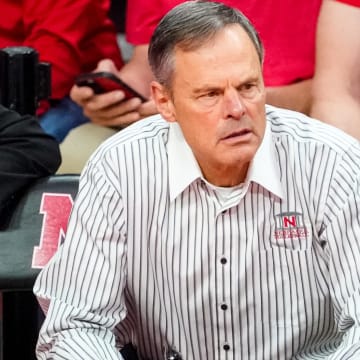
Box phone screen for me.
[75,72,147,102]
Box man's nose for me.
[223,87,245,120]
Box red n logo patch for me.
[282,216,297,228]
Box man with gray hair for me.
[34,2,360,359]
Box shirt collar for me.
[168,122,203,201]
[167,120,284,201]
[246,122,284,199]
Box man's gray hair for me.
[148,1,264,88]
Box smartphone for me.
[75,71,147,102]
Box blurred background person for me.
[311,0,360,140]
[72,0,323,127]
[65,0,322,173]
[0,0,123,142]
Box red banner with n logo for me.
[32,193,73,268]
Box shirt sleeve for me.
[322,143,360,359]
[22,0,123,99]
[33,159,128,360]
[0,105,61,214]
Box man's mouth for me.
[222,129,252,140]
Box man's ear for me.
[151,81,176,122]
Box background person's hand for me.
[70,51,157,128]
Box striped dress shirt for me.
[34,105,360,360]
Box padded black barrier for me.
[0,174,140,360]
[0,174,79,360]
[0,174,79,291]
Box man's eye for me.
[239,83,261,99]
[202,91,218,98]
[242,83,255,91]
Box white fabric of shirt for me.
[34,105,360,360]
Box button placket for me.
[220,302,228,311]
[223,342,231,351]
[214,204,234,358]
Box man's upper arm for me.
[323,144,360,358]
[34,160,127,359]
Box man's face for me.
[152,25,266,186]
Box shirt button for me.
[220,303,228,311]
[223,343,230,351]
[220,257,227,264]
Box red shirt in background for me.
[126,0,322,87]
[335,0,360,6]
[0,0,123,100]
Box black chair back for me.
[0,174,79,291]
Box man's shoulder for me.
[266,105,360,156]
[96,114,169,154]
